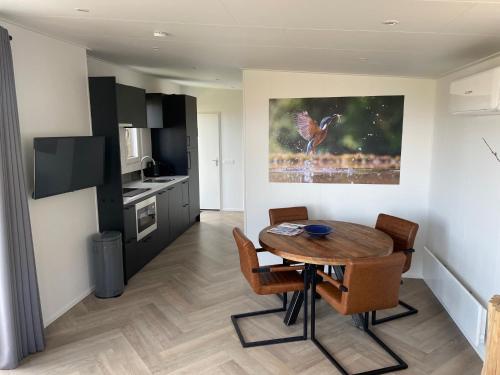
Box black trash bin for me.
[92,231,124,298]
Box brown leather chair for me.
[311,253,408,375]
[268,206,309,304]
[269,206,308,225]
[372,213,419,325]
[231,227,308,347]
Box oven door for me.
[135,196,157,241]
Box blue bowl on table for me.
[304,224,333,238]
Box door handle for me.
[187,151,191,170]
[212,159,219,166]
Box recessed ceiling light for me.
[152,47,160,51]
[382,19,399,26]
[153,31,170,38]
[359,57,368,61]
[75,8,90,12]
[215,78,221,81]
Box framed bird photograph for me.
[269,95,405,184]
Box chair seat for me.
[255,271,304,295]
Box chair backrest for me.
[375,213,419,273]
[232,227,260,291]
[269,206,308,225]
[341,252,406,315]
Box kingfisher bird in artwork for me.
[294,112,342,155]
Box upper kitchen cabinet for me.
[169,95,198,149]
[146,94,198,145]
[145,93,165,129]
[116,83,147,128]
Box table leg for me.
[284,265,320,326]
[284,291,304,326]
[332,265,364,329]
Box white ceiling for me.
[2,0,500,88]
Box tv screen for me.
[33,136,105,199]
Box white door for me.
[198,113,221,210]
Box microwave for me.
[135,196,157,241]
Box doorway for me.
[198,113,221,210]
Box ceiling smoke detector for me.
[382,19,399,26]
[153,31,170,38]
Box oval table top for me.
[258,220,393,265]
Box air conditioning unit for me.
[449,67,500,115]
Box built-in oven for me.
[135,196,157,241]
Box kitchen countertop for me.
[123,175,189,206]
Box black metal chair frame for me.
[231,264,309,348]
[371,249,418,326]
[310,269,408,375]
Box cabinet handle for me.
[182,181,187,184]
[158,190,167,195]
[187,135,190,146]
[187,151,191,170]
[167,187,174,191]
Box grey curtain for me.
[0,26,45,369]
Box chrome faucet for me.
[140,155,156,182]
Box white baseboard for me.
[43,285,95,327]
[422,246,486,360]
[402,271,421,279]
[221,208,244,212]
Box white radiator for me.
[422,246,487,359]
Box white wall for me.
[87,57,181,174]
[182,86,244,211]
[243,70,436,276]
[1,22,99,326]
[428,58,500,307]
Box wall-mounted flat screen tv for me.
[33,136,105,199]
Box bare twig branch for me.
[482,138,500,163]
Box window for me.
[124,128,139,161]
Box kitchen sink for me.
[143,178,174,183]
[123,187,150,198]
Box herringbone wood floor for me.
[11,211,482,374]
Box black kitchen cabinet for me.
[89,77,197,284]
[145,93,165,129]
[123,204,139,280]
[167,183,189,239]
[123,204,136,241]
[184,96,198,149]
[181,180,189,205]
[116,83,147,128]
[187,149,200,224]
[181,180,191,230]
[150,94,200,223]
[156,188,171,249]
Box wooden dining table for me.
[259,219,394,327]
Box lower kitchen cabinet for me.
[122,178,193,281]
[156,188,171,249]
[168,183,183,239]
